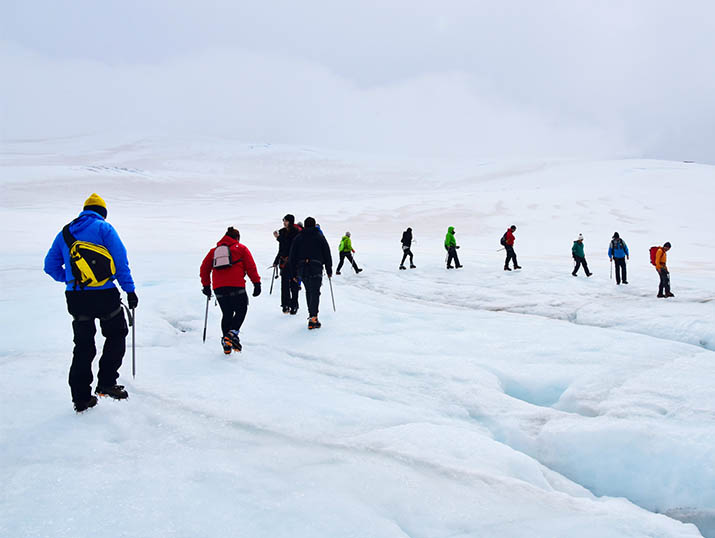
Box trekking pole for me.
[610,259,613,280]
[270,265,277,295]
[328,275,336,312]
[202,295,210,343]
[496,247,505,252]
[131,308,136,378]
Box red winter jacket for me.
[200,235,261,289]
[505,229,515,246]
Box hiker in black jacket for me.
[399,227,416,270]
[288,217,333,329]
[273,214,302,314]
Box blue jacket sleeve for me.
[624,242,629,256]
[608,245,613,258]
[44,232,68,283]
[102,222,135,292]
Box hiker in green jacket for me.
[336,231,362,275]
[445,226,462,269]
[571,234,592,277]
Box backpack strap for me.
[62,220,78,248]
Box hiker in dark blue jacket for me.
[608,232,630,285]
[44,194,138,412]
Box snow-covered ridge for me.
[1,137,713,537]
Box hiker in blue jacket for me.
[608,232,630,285]
[44,194,138,412]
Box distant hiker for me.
[608,232,629,285]
[200,227,261,354]
[653,242,674,298]
[288,217,333,329]
[571,234,592,277]
[273,214,302,314]
[399,227,416,270]
[336,231,362,275]
[445,226,462,269]
[502,225,521,271]
[43,193,137,413]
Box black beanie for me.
[613,232,620,239]
[226,227,240,240]
[304,217,316,228]
[284,214,295,225]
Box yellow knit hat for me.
[83,193,107,210]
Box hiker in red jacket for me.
[503,225,521,271]
[200,227,261,354]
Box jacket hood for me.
[217,235,240,247]
[71,210,105,233]
[448,226,455,233]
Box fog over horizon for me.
[2,1,715,162]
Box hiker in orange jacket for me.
[655,242,673,298]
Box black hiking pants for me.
[65,288,128,404]
[614,257,627,284]
[280,266,300,310]
[572,256,591,276]
[505,245,518,269]
[446,246,460,268]
[215,287,249,336]
[337,251,359,273]
[303,275,323,317]
[400,247,414,267]
[658,269,671,295]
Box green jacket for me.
[339,236,353,252]
[572,240,585,258]
[445,227,457,248]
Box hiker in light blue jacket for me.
[608,232,629,285]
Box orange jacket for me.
[655,247,667,270]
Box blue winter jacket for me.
[44,210,135,292]
[608,238,629,259]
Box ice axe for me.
[270,264,278,295]
[121,302,136,378]
[328,274,336,312]
[202,294,210,343]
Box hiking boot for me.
[308,316,321,330]
[410,264,416,269]
[504,267,512,271]
[221,336,233,355]
[355,268,363,273]
[290,306,299,315]
[586,273,593,277]
[665,292,675,298]
[446,265,454,269]
[514,265,522,269]
[657,293,665,298]
[622,281,628,285]
[74,395,98,413]
[572,272,577,276]
[228,330,242,352]
[335,271,341,275]
[399,265,407,270]
[95,385,128,400]
[282,306,290,314]
[455,264,463,269]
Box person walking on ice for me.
[653,242,674,298]
[399,227,416,270]
[200,227,261,354]
[43,193,138,413]
[502,225,521,271]
[572,234,592,277]
[608,232,629,284]
[445,226,462,269]
[289,217,333,329]
[273,214,302,314]
[336,231,362,275]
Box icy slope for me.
[1,137,713,537]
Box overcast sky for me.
[2,1,715,161]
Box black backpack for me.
[500,232,507,246]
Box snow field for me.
[1,137,713,537]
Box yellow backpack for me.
[62,221,116,289]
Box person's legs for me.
[400,249,409,267]
[505,246,515,268]
[572,257,582,275]
[289,278,300,310]
[583,258,591,276]
[97,308,128,388]
[336,252,347,273]
[69,319,97,403]
[217,295,234,335]
[304,275,322,317]
[230,293,249,331]
[280,267,291,309]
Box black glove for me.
[455,245,460,249]
[127,291,139,309]
[252,282,262,297]
[202,285,212,298]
